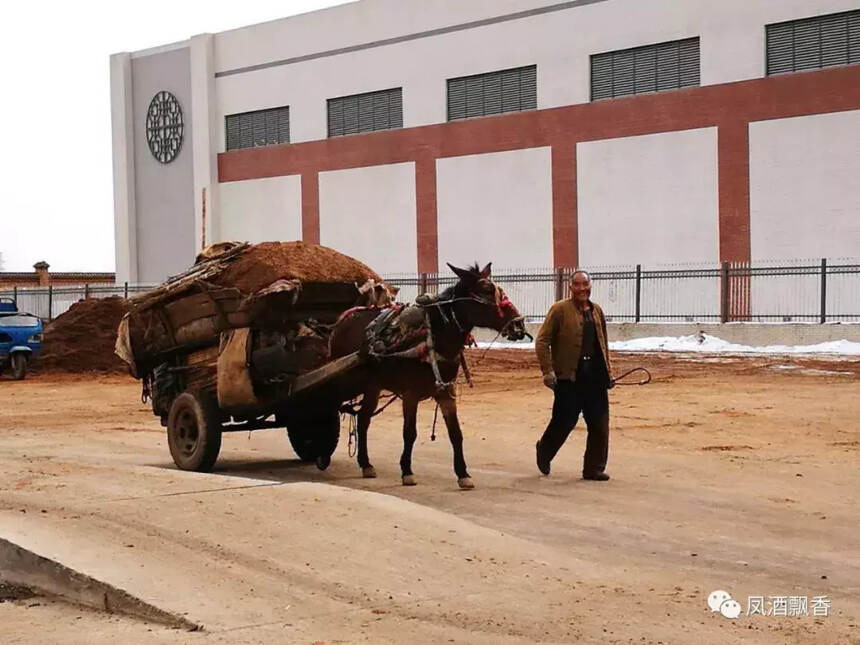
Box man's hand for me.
[543,371,557,389]
[607,377,616,390]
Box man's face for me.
[570,272,591,304]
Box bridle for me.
[416,282,520,337]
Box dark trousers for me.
[538,376,610,475]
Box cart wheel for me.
[167,392,222,472]
[286,408,340,468]
[286,425,317,463]
[10,353,27,380]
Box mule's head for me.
[447,262,527,341]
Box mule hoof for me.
[362,466,377,479]
[316,454,331,471]
[402,474,417,486]
[458,477,475,490]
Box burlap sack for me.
[217,328,258,409]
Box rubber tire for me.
[286,424,317,463]
[10,353,27,381]
[167,392,223,472]
[286,408,340,466]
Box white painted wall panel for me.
[212,0,860,145]
[577,128,720,267]
[218,175,302,243]
[750,110,860,261]
[436,147,553,271]
[319,162,417,274]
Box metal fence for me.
[384,259,860,323]
[2,259,859,324]
[0,283,155,322]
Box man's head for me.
[570,270,592,306]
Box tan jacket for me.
[535,299,612,381]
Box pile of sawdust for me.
[215,241,381,293]
[39,297,131,373]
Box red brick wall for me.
[219,66,860,271]
[0,275,114,289]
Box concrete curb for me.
[0,537,200,631]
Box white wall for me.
[212,0,859,146]
[577,127,720,267]
[110,53,137,285]
[131,48,196,284]
[436,147,553,271]
[218,175,302,243]
[318,162,417,274]
[749,110,860,261]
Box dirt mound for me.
[39,297,131,373]
[214,241,381,293]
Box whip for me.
[612,367,652,386]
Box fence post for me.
[419,273,427,295]
[13,286,17,308]
[554,267,565,302]
[124,281,129,299]
[48,284,53,322]
[720,261,729,324]
[84,283,89,300]
[634,264,642,323]
[820,258,827,324]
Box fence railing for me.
[383,259,860,323]
[2,259,859,324]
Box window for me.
[766,10,860,75]
[591,38,700,101]
[447,65,537,121]
[225,106,290,151]
[327,88,403,137]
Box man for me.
[535,270,614,480]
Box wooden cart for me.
[116,244,374,472]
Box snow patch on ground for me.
[476,333,860,356]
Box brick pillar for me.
[717,121,751,320]
[551,143,577,269]
[415,155,438,274]
[717,120,751,263]
[33,261,50,286]
[301,172,320,244]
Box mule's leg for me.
[400,395,419,486]
[357,389,380,478]
[436,393,474,489]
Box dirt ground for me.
[1,350,858,644]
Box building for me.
[111,0,860,285]
[0,262,114,290]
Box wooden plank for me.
[293,282,359,306]
[187,345,219,367]
[163,292,242,330]
[290,352,362,395]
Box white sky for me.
[0,0,351,273]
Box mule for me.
[326,262,527,489]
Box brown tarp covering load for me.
[119,241,381,377]
[40,297,131,373]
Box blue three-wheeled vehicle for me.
[0,298,42,380]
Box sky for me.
[0,0,351,273]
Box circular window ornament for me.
[145,90,184,164]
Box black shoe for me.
[536,441,550,475]
[582,472,610,481]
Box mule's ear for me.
[479,262,492,278]
[447,262,474,282]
